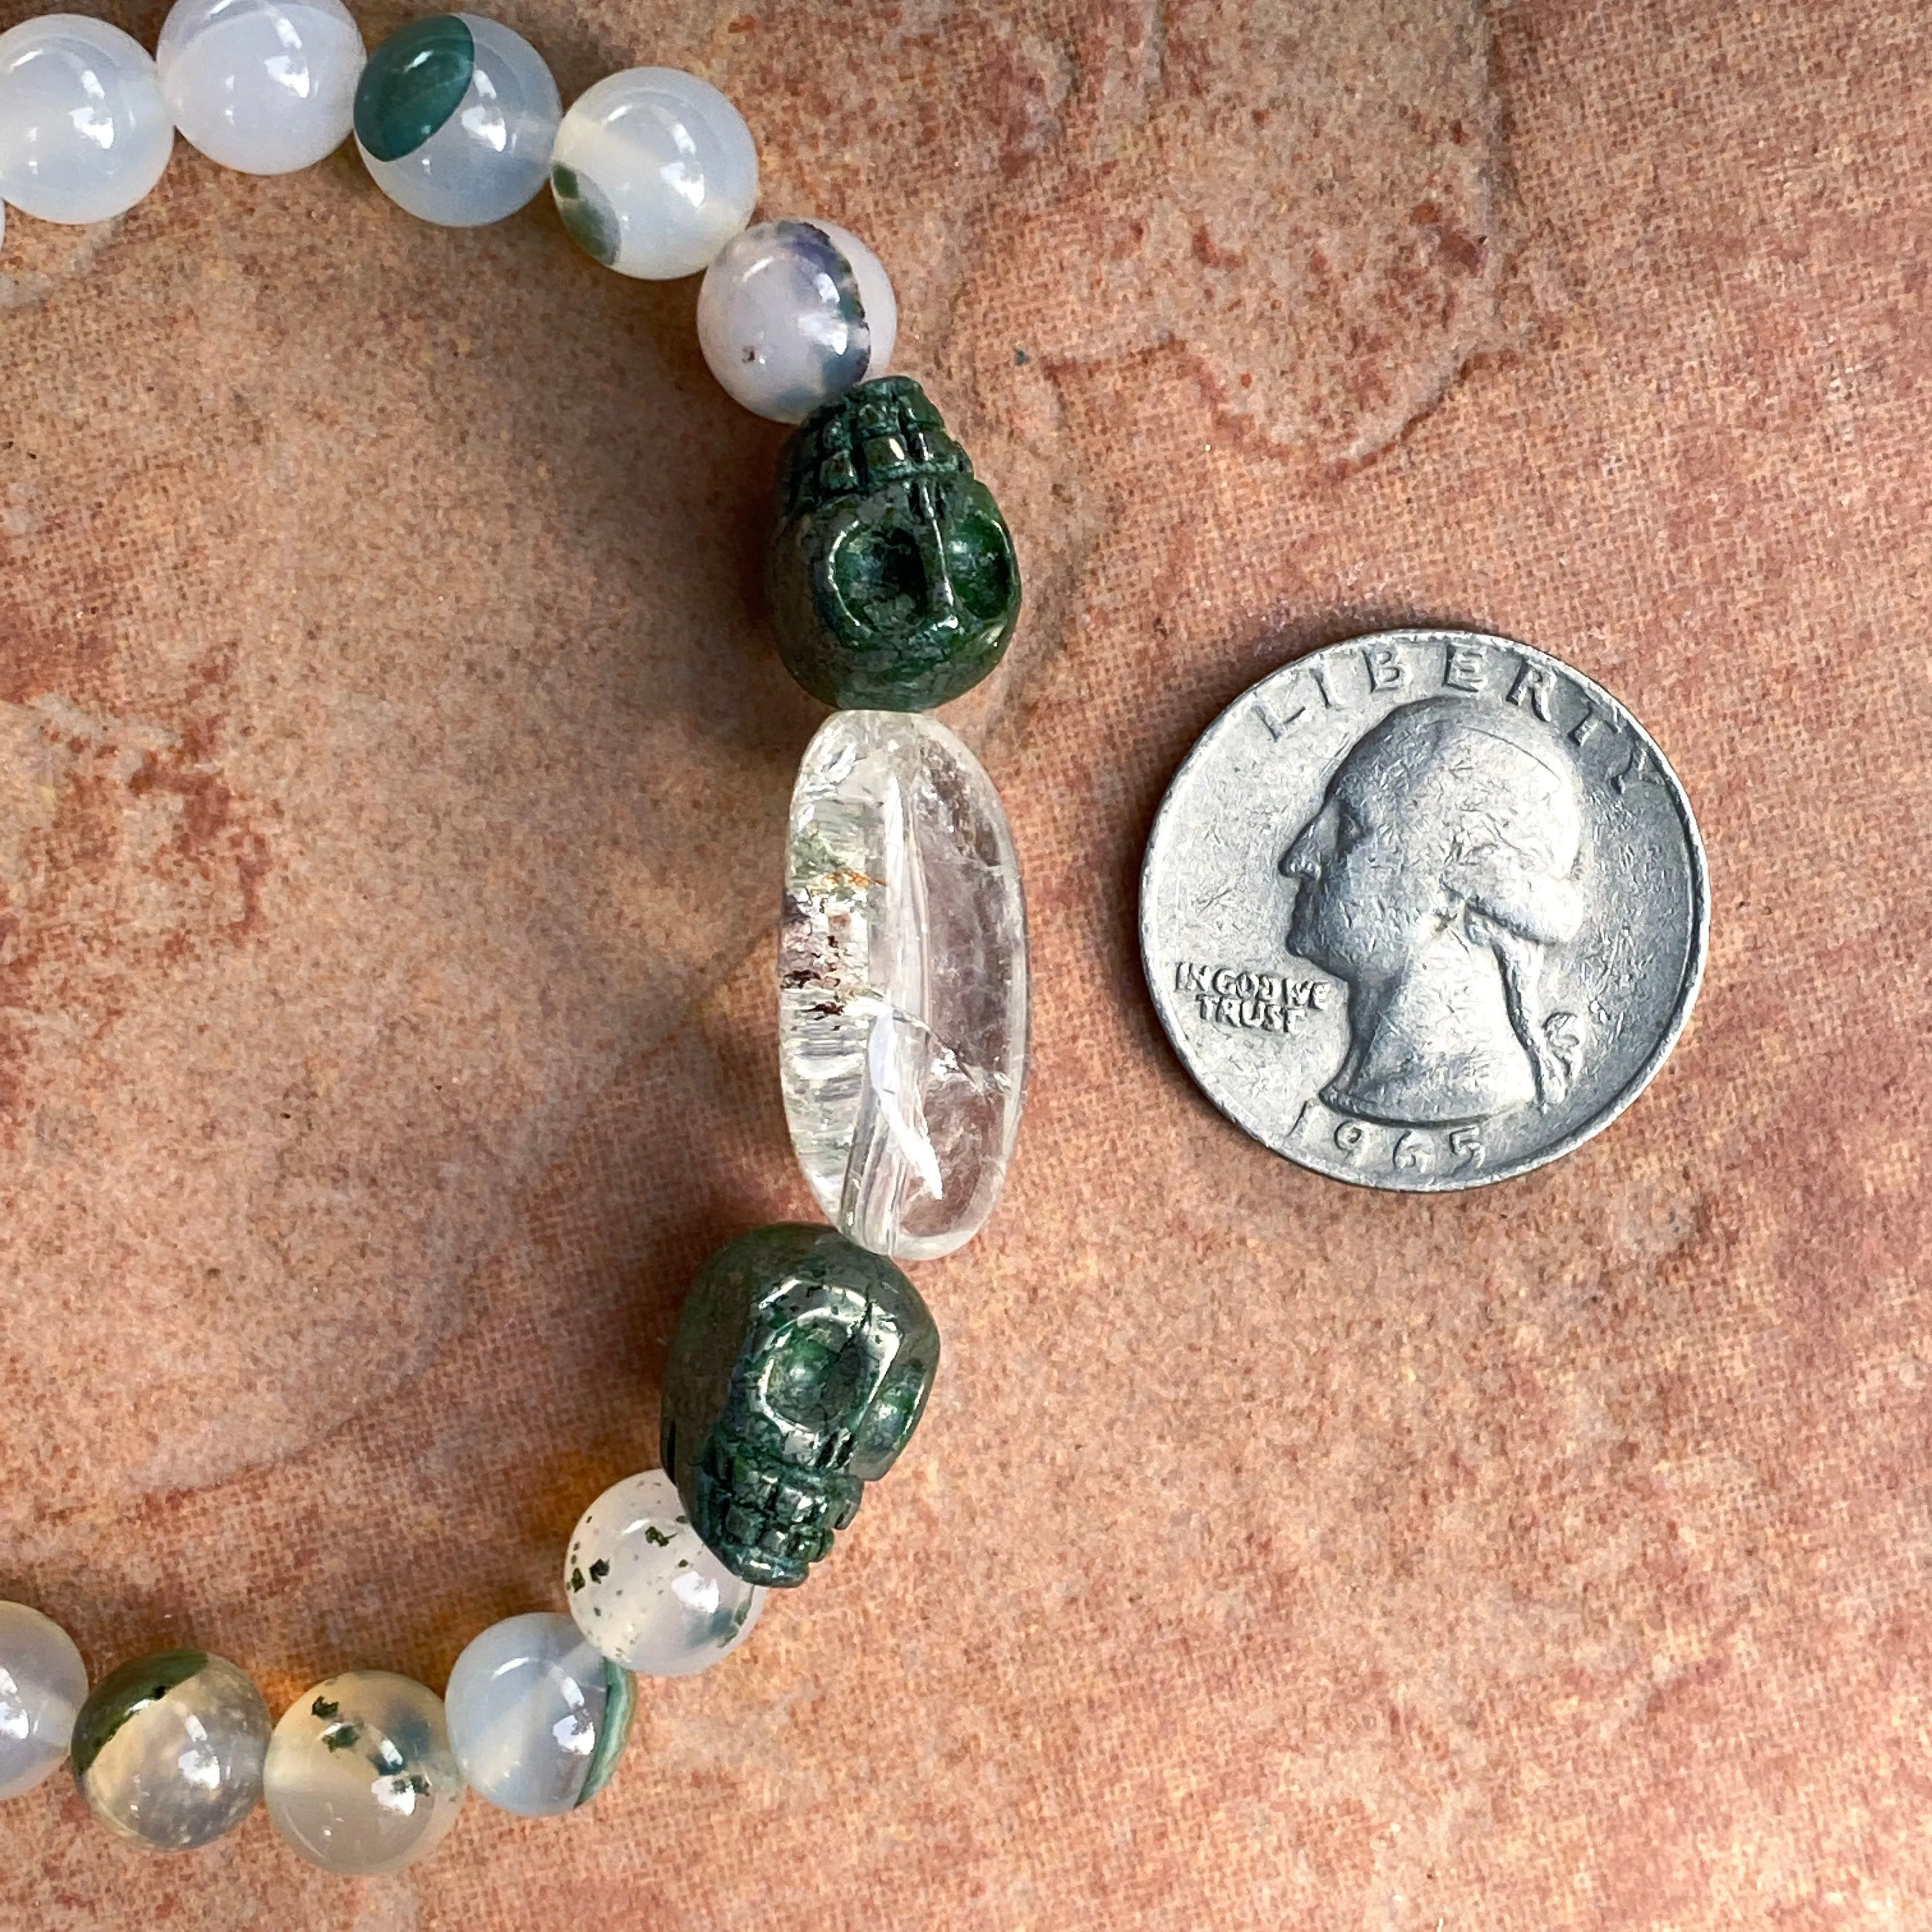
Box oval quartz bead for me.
[780,711,1027,1261]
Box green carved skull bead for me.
[767,376,1022,710]
[661,1224,940,1588]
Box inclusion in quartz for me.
[779,710,1028,1261]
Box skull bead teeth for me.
[661,1224,940,1588]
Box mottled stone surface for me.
[0,0,1928,1926]
[662,1224,938,1586]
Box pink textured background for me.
[2,0,1928,1925]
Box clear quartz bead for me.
[0,1602,86,1800]
[0,15,173,224]
[564,1469,763,1677]
[157,0,365,176]
[780,711,1028,1261]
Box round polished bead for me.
[265,1670,464,1875]
[549,68,756,279]
[698,218,898,422]
[72,1650,269,1850]
[0,16,173,224]
[0,1603,87,1800]
[354,13,559,227]
[565,1469,765,1676]
[157,0,364,176]
[445,1613,634,1816]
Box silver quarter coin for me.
[1140,629,1708,1190]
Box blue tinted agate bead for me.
[0,1603,88,1799]
[445,1612,634,1815]
[698,218,899,422]
[0,15,173,223]
[354,13,559,227]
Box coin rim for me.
[1138,628,1711,1191]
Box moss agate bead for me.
[72,1650,270,1850]
[265,1670,464,1875]
[353,13,558,227]
[698,218,897,422]
[565,1469,764,1676]
[445,1613,634,1814]
[661,1225,940,1588]
[551,68,756,279]
[768,378,1021,710]
[0,1603,88,1799]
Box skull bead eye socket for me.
[944,510,1015,624]
[847,1356,933,1480]
[831,519,930,640]
[762,1319,864,1431]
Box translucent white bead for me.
[781,710,1030,1260]
[354,13,558,228]
[72,1650,270,1850]
[565,1469,765,1677]
[265,1671,464,1876]
[698,218,898,422]
[445,1613,633,1816]
[551,67,756,279]
[0,15,173,224]
[157,0,364,176]
[0,1603,86,1800]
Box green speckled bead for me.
[661,1223,940,1588]
[767,378,1021,711]
[351,13,473,163]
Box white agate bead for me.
[445,1613,634,1816]
[781,710,1030,1259]
[0,1603,86,1800]
[354,13,558,228]
[0,16,173,224]
[551,67,756,279]
[697,217,898,422]
[265,1671,464,1875]
[157,0,364,176]
[565,1469,765,1677]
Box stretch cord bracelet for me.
[0,3,1027,1876]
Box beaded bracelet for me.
[0,2,1027,1876]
